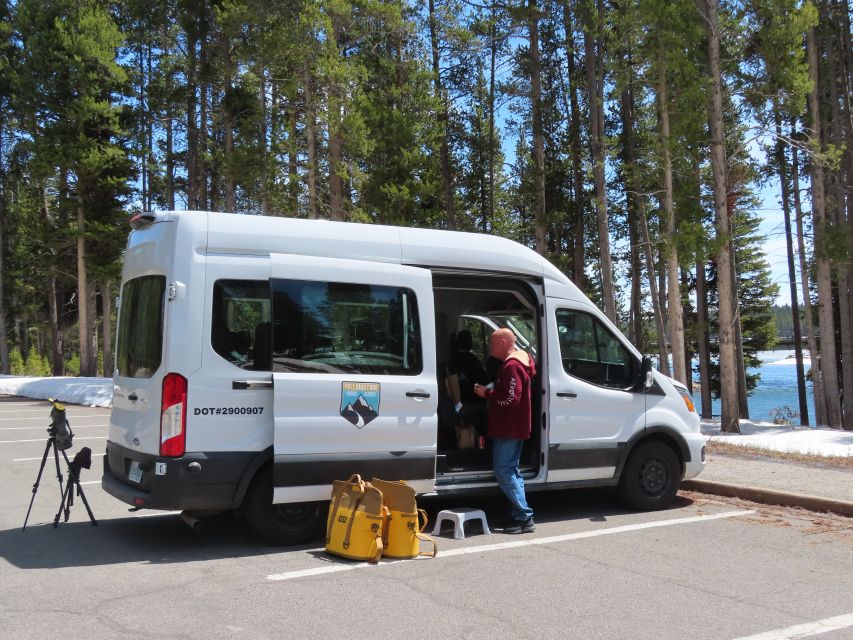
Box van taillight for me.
[160,373,187,457]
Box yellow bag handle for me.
[417,508,429,532]
[415,531,437,557]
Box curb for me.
[681,479,853,518]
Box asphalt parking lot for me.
[1,397,852,640]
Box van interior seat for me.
[451,330,488,402]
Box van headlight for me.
[676,387,696,413]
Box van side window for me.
[271,279,422,375]
[116,275,166,378]
[556,309,635,389]
[212,280,272,370]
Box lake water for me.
[696,349,815,425]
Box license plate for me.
[128,460,143,484]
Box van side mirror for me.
[640,356,654,390]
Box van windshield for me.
[116,275,166,378]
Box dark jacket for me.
[486,351,536,440]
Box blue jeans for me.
[492,438,534,522]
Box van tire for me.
[244,466,326,546]
[619,441,680,511]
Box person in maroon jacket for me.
[474,328,536,534]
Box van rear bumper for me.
[101,441,259,511]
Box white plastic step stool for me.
[431,508,491,539]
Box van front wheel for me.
[244,466,327,546]
[619,441,680,511]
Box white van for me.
[103,210,706,544]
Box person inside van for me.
[474,328,536,534]
[446,330,489,443]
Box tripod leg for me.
[23,439,53,531]
[53,442,64,496]
[54,479,73,528]
[75,483,98,526]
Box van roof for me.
[139,210,584,300]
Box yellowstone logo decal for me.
[340,382,380,428]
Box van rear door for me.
[269,254,437,504]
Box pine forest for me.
[0,0,851,431]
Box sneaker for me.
[504,518,535,534]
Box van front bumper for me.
[101,442,260,511]
[682,432,708,481]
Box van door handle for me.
[128,393,138,402]
[557,391,578,398]
[406,391,431,399]
[232,379,273,390]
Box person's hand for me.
[473,384,486,398]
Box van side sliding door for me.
[546,298,645,482]
[269,254,437,504]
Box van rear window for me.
[116,276,166,378]
[212,280,272,370]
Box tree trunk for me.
[39,188,63,376]
[488,4,498,232]
[658,63,686,384]
[328,18,346,222]
[775,112,809,425]
[186,33,199,209]
[791,123,826,425]
[582,0,615,320]
[621,80,665,366]
[77,197,94,377]
[697,0,739,433]
[199,41,209,210]
[166,115,175,210]
[529,0,547,255]
[681,268,694,393]
[806,24,843,427]
[563,1,585,291]
[139,47,148,211]
[826,15,853,430]
[259,67,270,215]
[429,0,457,230]
[696,251,713,418]
[629,215,642,349]
[0,113,8,374]
[304,61,319,220]
[223,34,236,213]
[102,280,112,377]
[288,99,299,215]
[327,93,345,221]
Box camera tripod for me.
[22,433,69,531]
[22,401,97,530]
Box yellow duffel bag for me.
[325,474,385,563]
[372,478,437,559]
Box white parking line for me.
[0,424,109,431]
[730,613,853,639]
[14,453,106,462]
[267,509,754,582]
[0,415,111,421]
[0,436,108,444]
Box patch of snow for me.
[702,418,853,458]
[0,375,112,408]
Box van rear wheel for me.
[619,441,680,511]
[244,466,326,546]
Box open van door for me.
[269,253,437,504]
